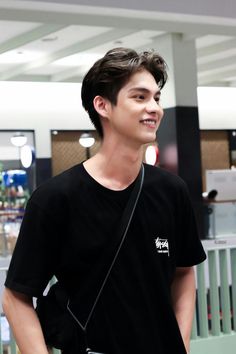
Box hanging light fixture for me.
[10,133,27,147]
[145,145,159,166]
[20,145,35,168]
[79,133,95,148]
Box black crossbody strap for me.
[67,164,144,332]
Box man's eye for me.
[155,97,160,103]
[136,95,145,100]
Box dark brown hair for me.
[81,47,168,139]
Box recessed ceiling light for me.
[42,36,58,42]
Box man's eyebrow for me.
[128,87,161,95]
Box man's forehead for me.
[125,70,161,93]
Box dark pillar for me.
[157,106,203,237]
[36,158,52,187]
[151,33,204,237]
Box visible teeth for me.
[142,120,155,125]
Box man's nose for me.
[146,98,159,113]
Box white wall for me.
[197,87,236,130]
[0,82,236,159]
[0,82,94,158]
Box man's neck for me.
[83,143,144,191]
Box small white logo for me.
[154,237,169,256]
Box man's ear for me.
[93,95,111,119]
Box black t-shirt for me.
[5,163,206,354]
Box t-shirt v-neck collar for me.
[80,162,138,196]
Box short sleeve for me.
[175,182,206,267]
[5,199,60,297]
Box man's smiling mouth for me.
[140,119,157,127]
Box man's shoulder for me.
[29,163,84,211]
[144,163,186,190]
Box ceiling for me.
[1,0,236,87]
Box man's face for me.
[106,69,164,147]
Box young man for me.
[2,47,206,354]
